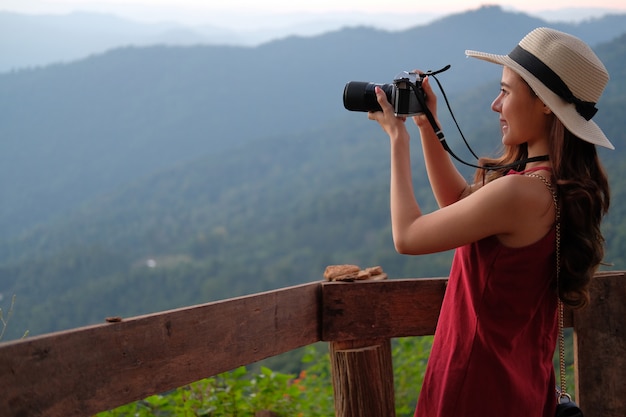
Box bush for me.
[97,338,437,417]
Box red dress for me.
[414,223,558,416]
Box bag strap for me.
[526,174,568,401]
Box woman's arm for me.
[369,82,554,255]
[413,76,473,207]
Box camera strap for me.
[415,66,549,171]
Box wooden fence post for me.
[329,338,396,417]
[323,265,396,417]
[573,271,626,416]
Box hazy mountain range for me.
[1,5,625,341]
[1,6,625,72]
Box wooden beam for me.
[321,277,574,342]
[0,282,321,417]
[321,278,448,341]
[573,271,626,416]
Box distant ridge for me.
[1,5,626,72]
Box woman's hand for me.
[367,86,408,139]
[412,75,439,129]
[367,73,439,138]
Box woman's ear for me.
[543,103,553,115]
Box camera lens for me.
[343,82,393,112]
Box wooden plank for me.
[321,277,574,342]
[573,271,626,416]
[0,282,321,417]
[321,278,448,341]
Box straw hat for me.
[466,27,614,150]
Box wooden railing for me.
[1,271,624,417]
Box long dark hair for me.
[550,119,610,308]
[473,117,610,309]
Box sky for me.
[3,0,626,28]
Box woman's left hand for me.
[368,86,408,139]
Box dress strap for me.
[507,166,552,176]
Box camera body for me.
[343,71,425,116]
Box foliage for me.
[96,333,576,416]
[97,366,304,417]
[393,337,432,415]
[0,294,28,342]
[96,337,438,417]
[0,294,16,341]
[96,345,335,417]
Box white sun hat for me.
[465,27,614,150]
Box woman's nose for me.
[491,96,501,113]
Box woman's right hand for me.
[412,75,439,130]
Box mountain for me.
[0,9,449,73]
[0,11,238,73]
[1,6,625,341]
[2,6,626,239]
[2,6,626,73]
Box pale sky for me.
[2,0,626,28]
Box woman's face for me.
[491,67,550,148]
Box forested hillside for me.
[1,6,625,341]
[3,6,626,238]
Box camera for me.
[343,71,426,116]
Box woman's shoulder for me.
[484,172,553,198]
[475,174,533,200]
[478,173,556,246]
[472,174,555,219]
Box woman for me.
[368,27,612,416]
